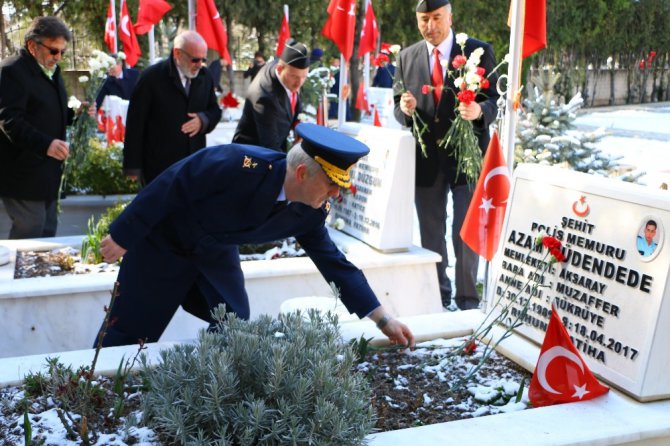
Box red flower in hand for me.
[456,89,476,105]
[373,53,389,67]
[421,84,432,95]
[452,55,467,69]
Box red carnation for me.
[480,78,490,89]
[373,53,389,67]
[456,89,476,105]
[476,67,486,76]
[349,184,357,195]
[421,84,432,95]
[452,55,467,69]
[464,339,477,355]
[221,92,240,108]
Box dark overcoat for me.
[393,32,500,187]
[232,61,301,152]
[123,54,221,183]
[0,49,72,201]
[101,144,379,346]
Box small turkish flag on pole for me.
[104,0,117,54]
[373,106,382,127]
[459,131,510,261]
[275,5,291,58]
[355,84,369,113]
[196,0,232,64]
[119,0,141,66]
[529,305,609,407]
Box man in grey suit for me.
[394,0,499,310]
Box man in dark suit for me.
[123,31,221,185]
[94,54,140,108]
[233,40,309,152]
[0,16,74,239]
[394,0,499,311]
[95,123,415,349]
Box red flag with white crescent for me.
[321,0,356,61]
[104,0,116,53]
[196,0,232,64]
[529,305,609,407]
[459,131,510,261]
[119,0,141,66]
[275,6,291,57]
[135,0,172,35]
[358,1,379,57]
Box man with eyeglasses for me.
[123,30,221,185]
[0,16,74,239]
[233,39,310,152]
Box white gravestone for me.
[487,164,670,401]
[331,123,415,252]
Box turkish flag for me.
[135,0,172,35]
[275,8,291,57]
[196,0,232,64]
[373,106,382,127]
[355,84,369,113]
[523,0,546,58]
[104,0,116,53]
[459,131,510,261]
[358,1,379,57]
[119,0,141,67]
[97,108,106,132]
[321,0,356,62]
[529,305,609,407]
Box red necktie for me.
[290,92,297,115]
[431,48,443,105]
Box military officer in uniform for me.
[95,123,415,349]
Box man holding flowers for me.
[394,0,499,311]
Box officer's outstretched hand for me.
[381,319,415,349]
[100,235,127,264]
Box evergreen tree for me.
[514,69,642,182]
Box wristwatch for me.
[376,315,392,330]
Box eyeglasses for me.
[179,49,207,64]
[37,41,66,56]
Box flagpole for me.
[502,0,525,174]
[111,0,117,53]
[337,54,347,127]
[148,26,156,64]
[362,0,371,96]
[188,0,196,30]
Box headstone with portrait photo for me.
[487,164,670,401]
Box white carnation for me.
[78,75,89,83]
[456,33,468,46]
[389,44,401,55]
[67,96,82,110]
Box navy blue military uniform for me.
[96,125,378,347]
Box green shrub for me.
[141,307,376,445]
[65,138,139,196]
[81,200,129,264]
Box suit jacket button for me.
[434,117,440,123]
[269,164,273,170]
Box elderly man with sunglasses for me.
[123,30,221,186]
[0,16,74,239]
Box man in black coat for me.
[96,123,415,349]
[394,0,499,311]
[95,55,140,108]
[123,30,221,185]
[0,16,74,239]
[233,41,309,152]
